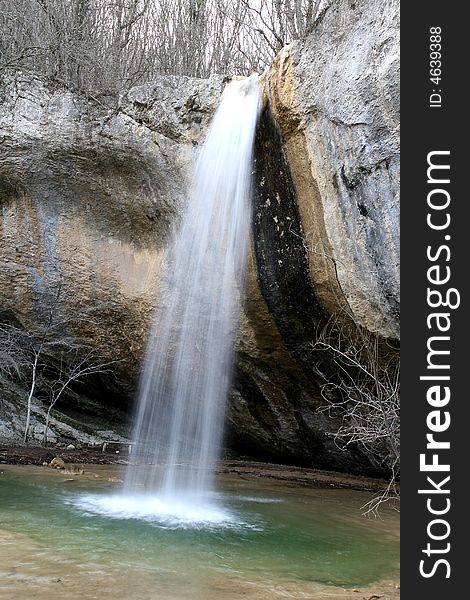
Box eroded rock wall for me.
[0,74,223,441]
[262,0,400,341]
[0,74,224,398]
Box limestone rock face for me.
[0,74,223,444]
[262,0,400,341]
[245,0,399,473]
[0,0,399,474]
[0,73,224,399]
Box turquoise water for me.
[0,466,399,599]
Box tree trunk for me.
[23,354,38,443]
[43,404,53,447]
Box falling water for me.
[124,75,260,505]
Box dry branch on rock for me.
[313,321,400,514]
[0,285,119,445]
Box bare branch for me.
[0,284,120,445]
[312,320,400,513]
[0,0,323,92]
[42,346,118,446]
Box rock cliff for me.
[0,0,399,474]
[260,0,399,342]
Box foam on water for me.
[70,493,259,530]
[233,496,284,504]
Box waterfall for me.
[124,75,260,501]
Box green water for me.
[0,466,399,599]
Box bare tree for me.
[0,285,118,445]
[0,320,48,442]
[313,322,400,515]
[20,285,64,443]
[42,345,115,446]
[0,0,324,93]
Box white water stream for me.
[116,75,260,521]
